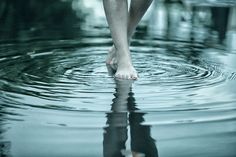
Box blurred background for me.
[0,0,235,46]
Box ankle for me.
[117,55,133,66]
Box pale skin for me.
[103,0,153,80]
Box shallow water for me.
[1,1,236,157]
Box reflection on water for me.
[0,0,236,157]
[104,77,158,157]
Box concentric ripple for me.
[0,38,236,109]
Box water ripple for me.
[0,37,236,126]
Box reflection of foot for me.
[106,46,117,65]
[121,150,145,157]
[132,151,145,157]
[115,50,138,80]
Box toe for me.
[114,70,138,80]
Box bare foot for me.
[115,49,138,80]
[106,46,117,65]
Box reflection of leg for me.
[103,0,137,79]
[129,112,158,157]
[103,80,132,157]
[103,113,128,157]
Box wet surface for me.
[1,0,236,157]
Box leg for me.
[128,0,153,38]
[106,0,153,65]
[103,0,137,79]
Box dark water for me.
[1,1,236,157]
